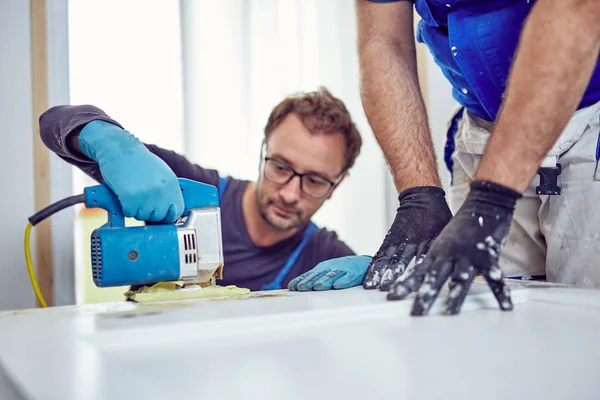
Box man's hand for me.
[364,187,452,290]
[77,120,184,223]
[474,0,600,192]
[356,0,449,290]
[388,181,521,316]
[288,255,372,291]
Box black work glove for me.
[363,186,453,291]
[388,181,522,316]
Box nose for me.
[279,175,302,203]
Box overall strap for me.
[444,107,464,185]
[262,222,319,290]
[218,176,230,203]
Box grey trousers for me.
[448,101,600,288]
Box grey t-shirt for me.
[39,105,355,291]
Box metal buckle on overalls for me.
[536,164,561,195]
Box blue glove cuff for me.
[78,120,142,161]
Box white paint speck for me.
[418,283,436,296]
[462,88,469,94]
[446,4,451,7]
[460,272,469,280]
[453,52,458,56]
[392,285,408,297]
[489,268,501,281]
[478,216,483,227]
[370,270,380,284]
[451,46,457,51]
[449,284,462,299]
[476,243,485,250]
[381,269,394,283]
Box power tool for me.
[25,178,224,307]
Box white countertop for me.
[1,280,599,400]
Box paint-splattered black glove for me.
[363,186,452,291]
[388,181,522,316]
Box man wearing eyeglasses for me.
[39,87,371,291]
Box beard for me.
[255,190,308,231]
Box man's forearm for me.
[357,1,440,193]
[476,0,600,192]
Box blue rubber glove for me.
[78,120,184,223]
[288,255,372,291]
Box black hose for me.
[28,194,86,226]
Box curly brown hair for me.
[264,87,362,172]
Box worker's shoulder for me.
[219,175,250,195]
[307,224,355,256]
[310,225,342,243]
[217,176,250,210]
[40,103,118,128]
[42,103,110,118]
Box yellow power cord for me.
[24,222,47,308]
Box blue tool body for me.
[84,178,220,288]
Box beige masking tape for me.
[125,282,250,303]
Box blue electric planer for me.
[84,178,224,288]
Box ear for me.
[325,171,348,200]
[258,140,267,173]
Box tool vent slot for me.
[182,232,197,266]
[91,235,102,285]
[184,233,196,251]
[184,253,198,264]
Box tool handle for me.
[179,178,219,214]
[84,178,220,227]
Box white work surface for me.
[1,280,600,400]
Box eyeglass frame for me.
[261,155,344,199]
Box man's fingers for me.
[387,256,431,300]
[483,264,513,311]
[163,203,180,223]
[411,260,453,316]
[287,274,307,291]
[295,271,328,292]
[415,240,433,262]
[444,260,477,315]
[379,244,417,291]
[363,246,397,289]
[313,270,345,291]
[333,272,364,289]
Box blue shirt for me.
[368,0,600,121]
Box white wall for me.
[0,0,36,310]
[180,1,458,257]
[67,0,185,303]
[47,0,75,306]
[0,0,72,310]
[180,0,391,256]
